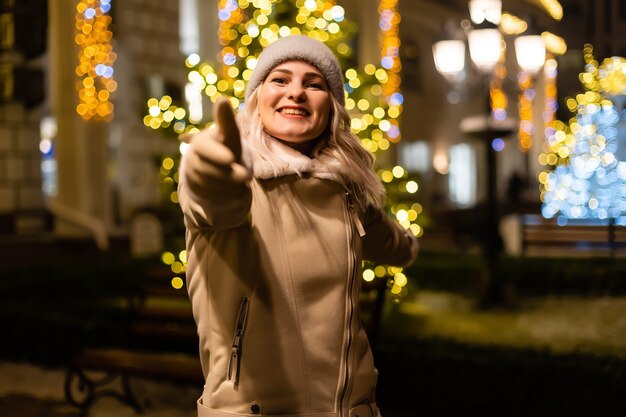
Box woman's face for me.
[258,61,332,143]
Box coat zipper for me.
[337,192,359,416]
[227,296,250,386]
[346,193,366,237]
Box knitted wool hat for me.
[245,35,345,105]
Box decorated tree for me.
[145,0,425,299]
[539,45,626,221]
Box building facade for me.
[2,0,619,247]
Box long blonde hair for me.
[238,87,386,211]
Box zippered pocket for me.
[226,296,250,386]
[345,192,366,237]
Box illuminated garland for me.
[517,71,533,151]
[218,0,247,87]
[542,54,558,152]
[378,0,402,143]
[75,0,116,121]
[539,45,625,220]
[490,61,508,122]
[345,64,397,154]
[361,0,415,298]
[161,250,187,290]
[497,13,563,154]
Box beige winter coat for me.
[179,137,418,417]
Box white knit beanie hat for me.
[245,35,345,105]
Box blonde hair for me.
[238,87,386,211]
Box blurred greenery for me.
[405,250,626,297]
[375,335,626,417]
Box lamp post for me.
[432,0,546,307]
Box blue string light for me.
[491,138,505,151]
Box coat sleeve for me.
[177,150,252,231]
[360,205,419,267]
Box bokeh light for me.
[75,0,116,121]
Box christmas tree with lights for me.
[539,45,626,222]
[145,0,424,299]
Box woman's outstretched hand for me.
[183,97,250,196]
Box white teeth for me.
[280,108,308,116]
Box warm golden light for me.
[161,251,175,265]
[499,13,527,35]
[75,0,116,121]
[539,0,563,21]
[171,277,184,289]
[541,31,567,55]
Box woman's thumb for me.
[214,97,241,162]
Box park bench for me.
[64,266,202,416]
[521,214,626,257]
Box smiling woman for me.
[258,62,332,143]
[178,35,419,417]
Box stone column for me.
[49,0,111,237]
[197,0,220,119]
[197,0,220,63]
[344,0,381,67]
[0,4,46,234]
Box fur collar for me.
[244,136,347,185]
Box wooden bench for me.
[522,214,626,257]
[65,267,202,416]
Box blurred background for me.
[1,0,626,416]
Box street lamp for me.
[466,22,502,73]
[515,33,547,75]
[432,40,465,82]
[468,0,501,25]
[432,0,546,307]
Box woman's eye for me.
[307,83,324,89]
[271,77,287,84]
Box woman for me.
[179,35,418,417]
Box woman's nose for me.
[288,83,306,102]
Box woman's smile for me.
[277,106,310,117]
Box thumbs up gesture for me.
[183,97,250,196]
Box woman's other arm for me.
[361,206,419,267]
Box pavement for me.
[0,361,198,417]
[2,290,626,417]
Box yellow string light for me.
[539,55,558,166]
[490,60,508,122]
[218,0,245,81]
[541,31,567,55]
[539,0,563,21]
[378,0,402,143]
[499,13,527,35]
[75,0,116,121]
[517,71,534,151]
